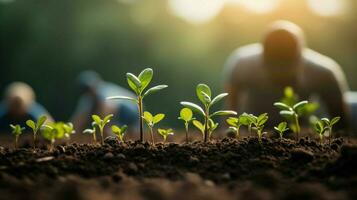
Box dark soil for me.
[0,136,356,200]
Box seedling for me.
[250,113,269,143]
[111,125,128,142]
[178,107,195,143]
[26,115,47,148]
[83,123,97,144]
[63,122,76,141]
[92,114,114,145]
[274,100,308,141]
[314,120,326,144]
[157,128,174,143]
[143,111,165,144]
[181,84,237,142]
[274,122,289,140]
[226,116,245,139]
[107,68,168,142]
[321,116,340,144]
[280,86,318,116]
[239,113,255,135]
[10,124,25,149]
[193,119,218,141]
[41,123,65,151]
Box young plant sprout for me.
[181,84,236,142]
[41,123,65,151]
[178,107,195,143]
[238,113,255,135]
[157,128,174,143]
[92,114,113,145]
[321,116,340,143]
[143,111,165,145]
[274,122,289,140]
[314,120,325,144]
[63,122,75,141]
[10,124,25,149]
[26,115,47,148]
[111,125,128,143]
[250,113,269,143]
[274,100,308,141]
[226,117,243,139]
[192,119,218,141]
[83,123,97,144]
[107,68,168,142]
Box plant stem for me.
[185,123,189,143]
[138,97,144,142]
[100,127,104,145]
[93,132,97,144]
[294,114,300,141]
[236,126,240,139]
[33,133,37,149]
[203,108,209,143]
[248,124,252,136]
[15,135,18,149]
[149,127,155,145]
[328,128,332,144]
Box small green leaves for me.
[126,73,142,92]
[274,122,289,139]
[138,68,153,90]
[196,84,211,105]
[63,122,75,139]
[293,100,308,110]
[179,108,193,122]
[10,124,25,136]
[210,93,228,106]
[180,101,205,116]
[26,115,47,134]
[210,110,237,118]
[273,102,290,110]
[83,128,95,134]
[92,114,113,130]
[111,125,128,142]
[143,111,165,127]
[314,120,325,135]
[157,128,174,142]
[143,85,168,98]
[331,117,341,126]
[106,96,138,103]
[193,120,205,134]
[26,120,36,130]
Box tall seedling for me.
[107,68,168,142]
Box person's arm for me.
[319,63,351,129]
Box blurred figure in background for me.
[224,20,350,129]
[0,82,53,133]
[71,70,138,133]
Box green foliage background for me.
[1,0,356,127]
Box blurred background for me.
[1,0,356,128]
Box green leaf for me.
[37,115,47,128]
[111,125,121,133]
[279,110,295,117]
[106,96,138,103]
[239,113,254,125]
[210,110,237,118]
[257,113,268,122]
[321,118,330,125]
[143,111,153,123]
[121,125,128,134]
[196,84,211,105]
[138,68,153,90]
[277,122,287,131]
[180,101,205,116]
[201,91,211,105]
[26,120,36,130]
[273,102,291,110]
[143,85,168,98]
[126,73,142,91]
[293,100,308,111]
[83,128,95,134]
[103,114,114,124]
[153,113,165,124]
[192,120,205,134]
[210,93,228,106]
[92,115,102,125]
[330,116,340,126]
[179,108,193,122]
[226,117,239,126]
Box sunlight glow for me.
[239,0,280,14]
[168,0,225,24]
[307,0,347,16]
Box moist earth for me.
[0,137,356,200]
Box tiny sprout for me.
[178,107,195,143]
[26,115,47,148]
[274,100,308,141]
[274,122,289,140]
[143,111,165,145]
[10,124,25,149]
[251,113,269,143]
[157,128,174,143]
[111,125,128,142]
[92,114,114,145]
[107,68,168,142]
[181,83,236,142]
[193,119,218,141]
[321,116,340,144]
[238,113,255,135]
[83,123,97,144]
[226,114,249,139]
[63,122,75,141]
[41,123,65,151]
[314,120,326,144]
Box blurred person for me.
[71,70,139,134]
[224,20,350,129]
[0,82,53,133]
